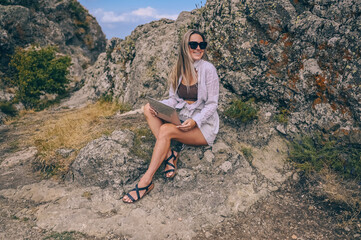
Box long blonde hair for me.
[169,29,207,91]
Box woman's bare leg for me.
[143,103,178,177]
[123,123,207,202]
[143,103,163,138]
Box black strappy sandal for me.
[164,150,179,179]
[123,181,154,203]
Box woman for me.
[122,29,219,203]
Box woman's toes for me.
[123,196,131,202]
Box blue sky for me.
[78,0,205,39]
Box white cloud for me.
[131,7,157,18]
[92,6,179,23]
[102,11,127,23]
[155,14,178,20]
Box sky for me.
[77,0,205,39]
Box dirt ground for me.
[1,173,360,239]
[194,176,361,240]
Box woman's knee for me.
[158,124,175,139]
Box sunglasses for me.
[188,41,207,50]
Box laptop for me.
[146,97,182,125]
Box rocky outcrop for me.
[68,130,148,189]
[0,0,106,80]
[196,0,360,137]
[64,15,194,107]
[68,0,360,142]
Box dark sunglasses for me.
[188,41,207,50]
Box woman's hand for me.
[177,119,197,132]
[149,105,158,117]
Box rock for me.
[219,161,232,173]
[63,16,185,107]
[276,125,286,135]
[203,150,215,163]
[292,172,300,182]
[67,130,147,189]
[0,0,106,82]
[212,141,230,153]
[0,111,6,124]
[1,147,37,169]
[56,148,74,158]
[195,0,360,136]
[250,136,291,184]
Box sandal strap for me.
[166,162,175,168]
[127,183,142,201]
[163,169,175,174]
[137,181,153,191]
[135,184,140,200]
[126,193,136,202]
[125,181,154,203]
[165,150,176,163]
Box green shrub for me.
[288,134,361,180]
[274,108,290,124]
[0,101,17,116]
[9,46,71,109]
[241,147,253,161]
[224,98,258,123]
[69,0,87,20]
[43,231,87,240]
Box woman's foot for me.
[122,178,154,203]
[164,150,179,178]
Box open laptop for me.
[147,97,182,126]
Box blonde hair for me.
[169,29,207,91]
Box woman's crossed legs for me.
[122,104,207,203]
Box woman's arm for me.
[192,66,219,128]
[159,85,178,108]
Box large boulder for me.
[67,130,148,189]
[196,0,360,135]
[64,13,195,107]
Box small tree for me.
[9,45,71,109]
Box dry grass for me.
[32,101,130,176]
[319,168,361,225]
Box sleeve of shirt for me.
[192,65,219,128]
[159,85,178,108]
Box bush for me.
[224,98,258,123]
[0,101,17,116]
[288,134,361,180]
[9,46,71,109]
[274,108,290,124]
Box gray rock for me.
[203,150,215,163]
[0,111,6,125]
[276,125,287,135]
[56,148,74,158]
[219,161,232,173]
[67,130,147,189]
